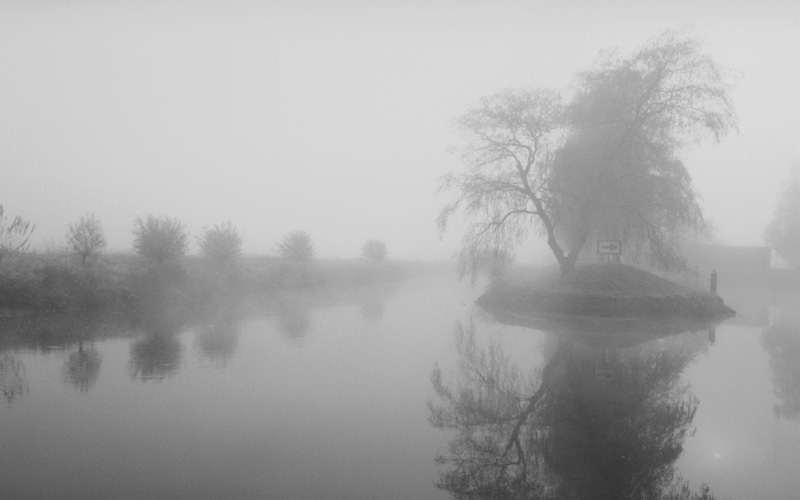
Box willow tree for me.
[439,30,736,278]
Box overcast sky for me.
[1,0,798,261]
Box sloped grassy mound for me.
[478,263,735,320]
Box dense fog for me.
[1,1,797,261]
[2,4,800,499]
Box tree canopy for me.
[66,213,107,265]
[277,230,314,263]
[198,221,243,267]
[439,30,736,278]
[132,214,189,263]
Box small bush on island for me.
[66,213,107,265]
[132,215,188,264]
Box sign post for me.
[594,367,616,382]
[597,240,622,263]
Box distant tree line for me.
[0,206,397,312]
[0,206,389,269]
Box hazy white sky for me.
[1,0,798,260]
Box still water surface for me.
[1,276,798,499]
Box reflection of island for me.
[1,354,28,403]
[429,320,717,499]
[762,295,800,420]
[63,340,102,392]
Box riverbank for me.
[478,263,736,321]
[0,253,426,315]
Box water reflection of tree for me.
[762,300,800,420]
[130,333,183,382]
[195,316,240,367]
[276,296,310,340]
[129,308,184,382]
[429,321,713,499]
[62,340,102,392]
[546,348,697,499]
[0,354,28,403]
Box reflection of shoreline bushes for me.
[0,253,414,313]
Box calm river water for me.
[1,275,798,499]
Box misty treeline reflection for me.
[429,319,723,500]
[0,353,27,403]
[0,286,388,400]
[62,340,102,392]
[0,307,245,394]
[0,314,118,399]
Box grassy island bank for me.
[479,263,736,322]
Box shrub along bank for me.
[0,253,410,315]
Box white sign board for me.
[594,368,616,381]
[597,240,622,254]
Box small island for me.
[478,263,736,322]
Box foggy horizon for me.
[2,1,798,262]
